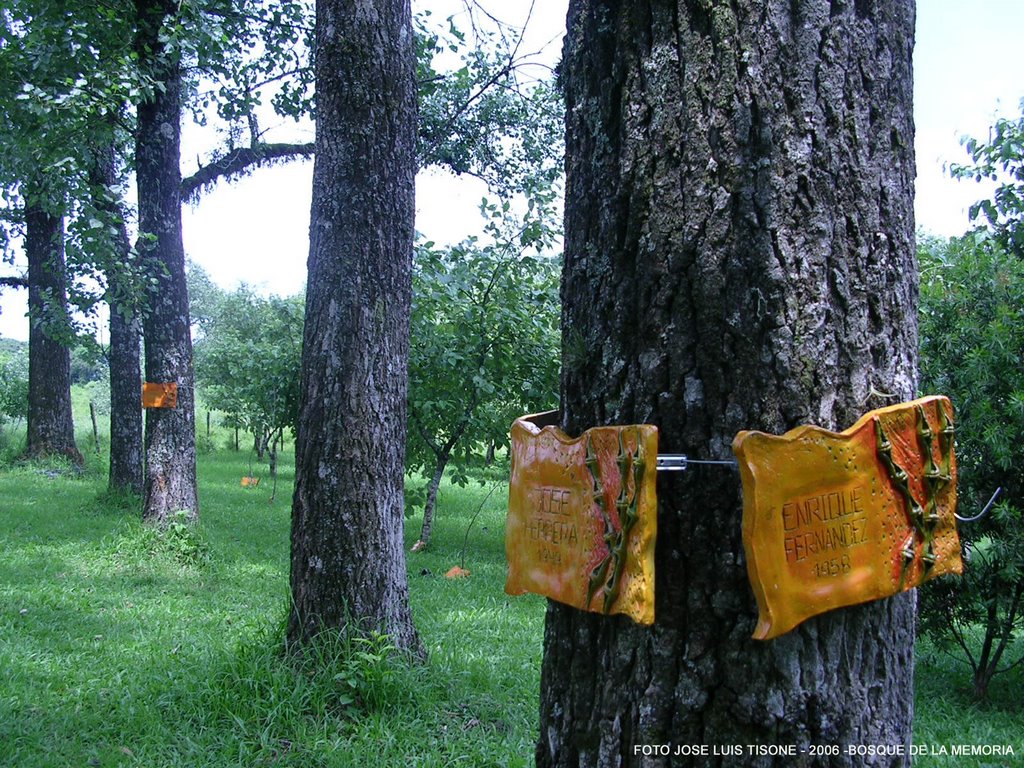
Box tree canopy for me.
[918,101,1024,699]
[192,276,303,455]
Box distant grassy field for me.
[0,399,1020,766]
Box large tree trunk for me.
[135,0,197,523]
[91,142,144,496]
[24,198,82,465]
[287,0,420,655]
[539,1,918,765]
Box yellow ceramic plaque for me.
[505,412,658,624]
[734,396,962,640]
[142,382,177,409]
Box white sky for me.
[2,1,1022,342]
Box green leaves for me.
[414,8,564,198]
[917,233,1024,698]
[0,339,29,423]
[407,193,561,482]
[949,99,1024,253]
[191,273,303,444]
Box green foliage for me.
[949,99,1024,254]
[0,0,138,256]
[69,342,108,384]
[408,194,561,495]
[917,233,1024,699]
[0,337,28,423]
[415,7,564,198]
[191,271,303,451]
[111,510,211,568]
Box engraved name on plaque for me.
[505,412,658,625]
[734,395,962,640]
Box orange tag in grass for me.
[505,412,658,625]
[734,396,962,640]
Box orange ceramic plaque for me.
[142,382,178,409]
[734,395,962,640]
[505,412,658,624]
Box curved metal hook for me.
[955,487,1002,523]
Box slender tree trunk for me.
[92,141,144,497]
[417,449,451,548]
[136,0,197,523]
[287,0,420,656]
[24,198,82,465]
[89,401,100,455]
[108,294,143,495]
[539,1,918,764]
[108,296,143,494]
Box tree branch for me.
[0,276,28,289]
[181,142,315,202]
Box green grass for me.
[2,396,1021,766]
[911,637,1023,767]
[0,427,545,767]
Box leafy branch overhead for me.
[949,100,1024,253]
[182,3,564,202]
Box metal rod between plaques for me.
[656,455,739,472]
[954,487,1001,523]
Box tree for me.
[917,235,1024,700]
[1,0,142,477]
[287,0,420,655]
[538,1,918,762]
[0,338,29,426]
[408,198,560,549]
[194,283,303,491]
[135,0,197,523]
[0,1,115,466]
[92,146,145,496]
[948,100,1024,255]
[23,195,82,464]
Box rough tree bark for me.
[24,197,82,465]
[91,142,143,496]
[136,0,197,523]
[287,0,420,655]
[539,1,918,765]
[108,286,143,495]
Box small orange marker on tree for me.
[142,382,177,409]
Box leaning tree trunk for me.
[416,448,451,548]
[135,0,197,523]
[287,0,420,655]
[539,1,918,765]
[24,198,82,465]
[91,141,144,496]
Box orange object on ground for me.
[445,566,470,579]
[733,395,962,640]
[241,476,260,487]
[505,412,658,625]
[142,382,177,409]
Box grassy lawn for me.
[1,433,545,767]
[1,408,1020,766]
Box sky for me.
[1,1,1023,342]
